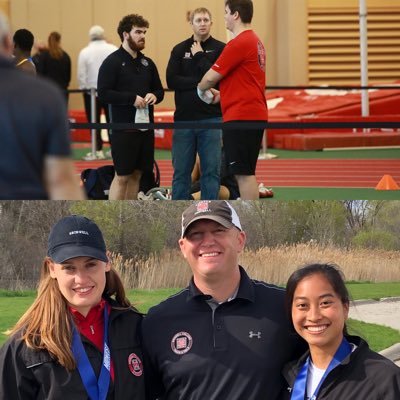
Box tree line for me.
[0,200,399,289]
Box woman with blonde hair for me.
[0,215,146,400]
[35,31,71,102]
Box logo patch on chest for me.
[171,331,193,355]
[128,353,143,376]
[249,330,262,339]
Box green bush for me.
[352,230,397,250]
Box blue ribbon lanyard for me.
[290,337,352,400]
[72,303,111,400]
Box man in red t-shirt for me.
[198,0,268,200]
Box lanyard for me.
[72,303,111,400]
[290,337,352,400]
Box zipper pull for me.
[90,325,94,334]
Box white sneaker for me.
[82,151,105,161]
[138,188,171,200]
[96,150,105,159]
[153,190,169,200]
[137,191,153,200]
[83,152,96,161]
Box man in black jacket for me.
[167,8,225,200]
[98,14,164,199]
[142,201,303,400]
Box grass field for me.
[1,284,399,350]
[262,187,400,200]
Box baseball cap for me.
[47,215,107,263]
[89,25,104,40]
[181,201,242,238]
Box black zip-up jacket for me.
[0,301,146,400]
[166,35,225,121]
[281,335,400,400]
[142,266,305,400]
[98,46,164,126]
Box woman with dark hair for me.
[0,215,146,399]
[282,263,400,399]
[35,31,71,102]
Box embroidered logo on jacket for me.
[128,353,143,376]
[141,58,149,67]
[171,331,193,355]
[249,331,262,339]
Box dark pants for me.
[83,92,110,151]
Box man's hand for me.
[191,41,203,56]
[197,87,214,104]
[144,93,157,105]
[210,88,220,104]
[134,95,147,108]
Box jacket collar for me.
[190,35,214,45]
[282,335,368,386]
[187,265,255,303]
[119,45,144,60]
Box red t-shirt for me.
[212,30,268,122]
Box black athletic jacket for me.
[0,301,146,400]
[166,35,224,121]
[142,267,304,400]
[281,335,400,399]
[98,46,164,125]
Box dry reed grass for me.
[111,243,400,289]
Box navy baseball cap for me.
[181,201,242,238]
[47,215,108,263]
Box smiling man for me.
[141,200,303,400]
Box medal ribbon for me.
[290,337,352,400]
[72,303,111,400]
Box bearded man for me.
[98,14,164,199]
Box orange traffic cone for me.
[375,174,400,190]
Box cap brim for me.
[49,245,108,263]
[182,216,235,237]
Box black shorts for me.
[110,129,154,176]
[223,122,264,175]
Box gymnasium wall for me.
[6,0,303,110]
[4,1,398,111]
